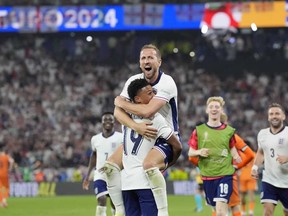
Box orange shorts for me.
[239,178,257,192]
[228,175,240,207]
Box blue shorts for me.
[154,134,182,167]
[122,189,157,216]
[261,181,288,209]
[203,175,233,207]
[93,179,108,199]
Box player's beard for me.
[269,119,282,129]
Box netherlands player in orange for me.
[238,140,257,216]
[0,144,15,208]
[189,113,255,216]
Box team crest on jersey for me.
[112,142,117,148]
[278,138,284,145]
[221,149,228,157]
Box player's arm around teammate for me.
[103,44,182,216]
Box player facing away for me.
[0,144,15,208]
[251,103,288,216]
[102,44,182,216]
[188,96,241,216]
[121,78,182,216]
[82,112,123,216]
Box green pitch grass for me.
[0,195,283,216]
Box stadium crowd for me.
[1,28,288,182]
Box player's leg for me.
[137,189,158,216]
[240,191,247,216]
[102,145,124,216]
[0,178,8,208]
[97,195,107,216]
[143,140,171,216]
[194,186,203,212]
[247,179,257,216]
[94,179,109,216]
[214,175,233,216]
[215,202,229,216]
[278,187,288,216]
[260,182,278,216]
[230,176,241,216]
[122,190,141,216]
[239,179,248,216]
[229,176,241,216]
[263,203,276,216]
[0,179,3,208]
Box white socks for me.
[96,206,106,216]
[145,167,169,216]
[102,161,125,216]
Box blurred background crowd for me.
[1,25,288,182]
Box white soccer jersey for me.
[91,131,123,181]
[120,71,179,133]
[257,126,288,188]
[121,113,174,190]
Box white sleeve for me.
[91,136,97,152]
[153,114,174,140]
[154,76,177,102]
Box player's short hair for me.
[140,44,161,59]
[268,103,285,113]
[206,96,225,107]
[101,112,114,123]
[102,111,114,117]
[128,78,150,103]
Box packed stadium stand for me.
[1,1,288,182]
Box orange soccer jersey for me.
[238,161,258,192]
[0,153,11,202]
[189,133,255,207]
